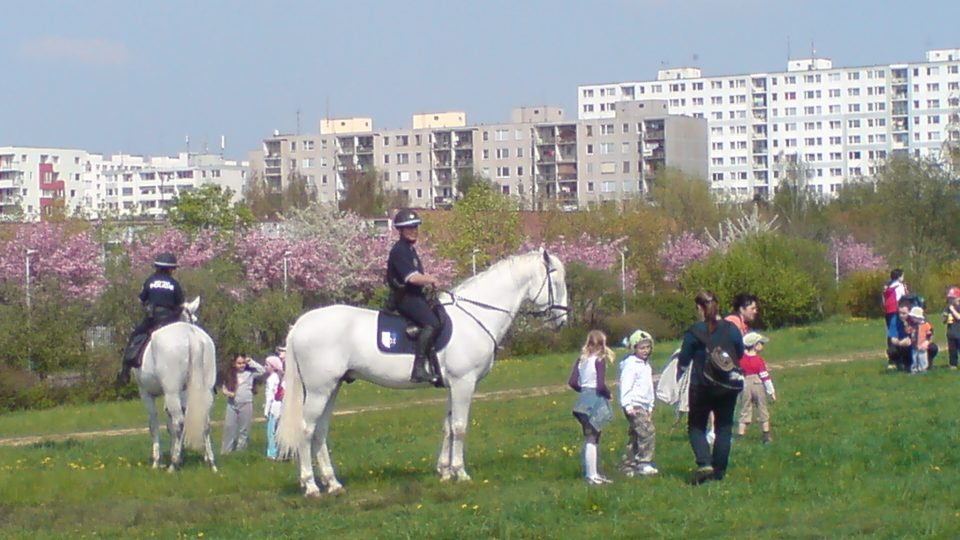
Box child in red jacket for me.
[736,332,777,444]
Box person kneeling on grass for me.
[619,330,658,477]
[736,332,777,444]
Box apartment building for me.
[0,147,247,220]
[249,103,706,210]
[578,48,960,199]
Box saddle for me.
[123,317,181,368]
[376,304,452,355]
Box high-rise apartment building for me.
[578,48,960,199]
[0,147,247,220]
[249,103,707,210]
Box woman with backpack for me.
[676,291,745,485]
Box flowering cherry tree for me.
[658,231,714,283]
[828,234,886,278]
[126,228,225,270]
[233,212,457,302]
[523,234,637,290]
[0,222,107,300]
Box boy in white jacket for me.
[619,329,658,477]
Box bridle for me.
[441,255,570,347]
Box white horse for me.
[135,296,218,472]
[277,249,568,496]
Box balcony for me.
[643,130,664,141]
[454,159,472,168]
[356,144,374,154]
[538,135,557,144]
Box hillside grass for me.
[0,316,884,439]
[3,316,958,538]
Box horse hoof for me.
[456,471,472,482]
[327,484,345,496]
[305,489,322,498]
[210,466,219,474]
[440,472,454,482]
[167,465,177,474]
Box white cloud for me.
[19,36,131,67]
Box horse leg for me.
[298,388,334,497]
[165,392,185,473]
[203,408,218,473]
[437,407,454,481]
[447,378,477,482]
[314,382,344,494]
[140,390,163,469]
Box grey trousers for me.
[221,400,253,454]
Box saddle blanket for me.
[376,309,452,354]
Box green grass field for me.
[1,317,959,538]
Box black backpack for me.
[691,322,744,392]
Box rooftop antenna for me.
[692,53,699,66]
[220,135,225,157]
[185,135,190,154]
[787,36,792,61]
[296,108,301,135]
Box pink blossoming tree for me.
[828,234,887,278]
[658,231,714,283]
[0,222,107,300]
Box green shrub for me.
[837,270,886,318]
[599,309,677,346]
[680,233,826,328]
[635,291,695,338]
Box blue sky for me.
[2,0,958,159]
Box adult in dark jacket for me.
[386,209,442,384]
[115,253,185,386]
[677,290,745,485]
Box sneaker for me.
[689,466,714,486]
[585,475,613,485]
[949,366,958,370]
[887,364,897,370]
[762,432,772,444]
[638,463,659,476]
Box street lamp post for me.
[282,251,292,294]
[471,248,480,276]
[25,249,37,312]
[617,246,628,314]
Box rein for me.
[440,258,570,347]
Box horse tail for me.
[276,328,304,458]
[183,327,214,450]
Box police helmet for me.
[948,286,960,299]
[393,209,422,229]
[154,253,179,268]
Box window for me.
[302,158,314,168]
[623,161,630,173]
[600,124,615,135]
[847,88,860,97]
[517,166,524,176]
[495,129,509,141]
[496,148,510,159]
[599,142,615,154]
[586,144,594,155]
[397,153,409,165]
[397,171,410,182]
[383,155,390,164]
[383,136,389,146]
[482,149,489,159]
[496,167,509,178]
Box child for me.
[619,330,658,477]
[737,332,777,444]
[568,330,615,485]
[942,287,960,369]
[909,307,933,373]
[263,349,285,460]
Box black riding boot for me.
[116,333,148,387]
[411,326,438,384]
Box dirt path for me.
[0,351,879,448]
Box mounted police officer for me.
[115,253,185,386]
[386,209,442,384]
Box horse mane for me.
[451,250,542,293]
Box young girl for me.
[619,330,658,477]
[737,332,777,443]
[568,330,615,485]
[263,349,285,460]
[221,353,266,454]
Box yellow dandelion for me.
[416,504,423,510]
[795,451,802,457]
[472,504,479,510]
[483,479,489,484]
[461,503,468,509]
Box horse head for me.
[181,296,201,324]
[533,248,569,329]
